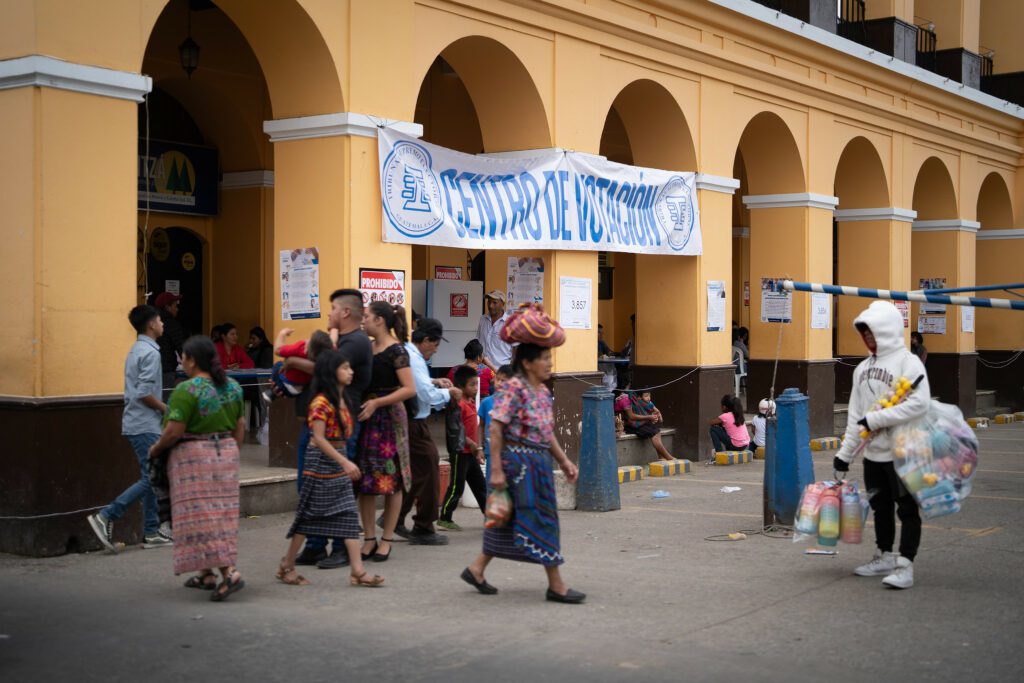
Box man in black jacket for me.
[154,292,186,395]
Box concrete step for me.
[238,444,298,517]
[976,405,1013,420]
[976,390,997,412]
[834,404,849,436]
[616,428,675,467]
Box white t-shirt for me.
[751,415,767,448]
[477,312,513,367]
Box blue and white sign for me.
[379,129,701,256]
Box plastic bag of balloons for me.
[793,480,868,546]
[891,400,979,519]
[484,488,512,529]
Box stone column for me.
[975,229,1024,411]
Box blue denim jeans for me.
[304,421,362,553]
[103,433,161,535]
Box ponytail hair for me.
[368,301,409,343]
[721,394,744,427]
[183,335,227,387]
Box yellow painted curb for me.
[648,459,692,477]
[618,465,644,483]
[715,450,753,466]
[810,437,842,451]
[968,417,990,429]
[1015,412,1024,421]
[994,414,1016,424]
[754,446,765,460]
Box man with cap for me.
[154,292,186,395]
[395,317,459,545]
[477,290,514,372]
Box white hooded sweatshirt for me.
[835,301,931,465]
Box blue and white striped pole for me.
[782,281,1024,311]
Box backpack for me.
[445,400,465,456]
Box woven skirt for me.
[482,441,564,567]
[289,443,361,540]
[357,396,410,496]
[168,434,240,575]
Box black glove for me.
[833,456,849,473]
[857,416,871,431]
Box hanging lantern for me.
[179,9,200,79]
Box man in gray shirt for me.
[87,305,172,552]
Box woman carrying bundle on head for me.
[460,304,585,604]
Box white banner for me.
[378,129,701,256]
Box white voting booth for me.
[411,279,484,368]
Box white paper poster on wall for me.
[279,247,321,320]
[961,306,975,333]
[918,278,947,314]
[559,277,592,330]
[894,300,910,328]
[507,257,544,308]
[164,280,180,296]
[706,280,726,331]
[918,315,946,335]
[760,277,792,323]
[378,128,701,256]
[810,292,831,330]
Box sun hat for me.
[499,303,565,348]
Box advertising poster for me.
[810,293,831,330]
[450,292,469,318]
[279,247,321,320]
[706,280,726,332]
[918,315,947,335]
[894,300,910,328]
[743,281,750,307]
[359,268,406,307]
[507,257,544,307]
[760,278,792,323]
[559,277,592,330]
[918,278,947,314]
[138,139,218,216]
[434,265,463,280]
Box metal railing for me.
[837,0,866,43]
[979,46,994,78]
[916,21,937,72]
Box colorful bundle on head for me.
[499,303,566,348]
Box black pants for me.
[709,425,740,451]
[439,448,487,522]
[864,459,921,561]
[398,420,441,533]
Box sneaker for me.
[393,524,412,540]
[158,522,173,543]
[882,557,914,589]
[854,551,898,577]
[317,549,351,569]
[87,512,116,553]
[143,534,172,549]
[295,546,328,566]
[408,529,450,546]
[437,520,463,532]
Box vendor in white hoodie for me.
[833,301,930,590]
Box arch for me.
[976,172,1015,229]
[912,157,958,220]
[833,136,890,208]
[414,36,551,152]
[599,79,697,171]
[143,0,344,119]
[735,112,806,194]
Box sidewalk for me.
[1,423,1021,682]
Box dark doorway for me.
[147,227,204,337]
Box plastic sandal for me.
[183,573,217,590]
[349,571,385,587]
[211,570,246,602]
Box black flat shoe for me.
[372,538,393,562]
[461,567,498,595]
[545,588,585,604]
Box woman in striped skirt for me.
[277,350,384,587]
[460,304,585,604]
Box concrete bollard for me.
[764,388,815,526]
[576,386,620,512]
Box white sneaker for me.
[882,557,914,589]
[158,522,173,542]
[854,551,897,576]
[87,512,116,553]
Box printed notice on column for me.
[760,278,792,323]
[706,280,726,331]
[559,277,592,330]
[961,306,974,333]
[810,293,831,329]
[279,247,321,320]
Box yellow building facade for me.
[1,0,1021,554]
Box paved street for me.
[2,423,1022,683]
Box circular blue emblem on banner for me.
[653,176,695,252]
[382,141,444,238]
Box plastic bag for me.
[793,480,868,545]
[891,400,978,519]
[484,488,512,529]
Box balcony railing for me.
[916,22,937,73]
[837,0,866,43]
[979,47,994,78]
